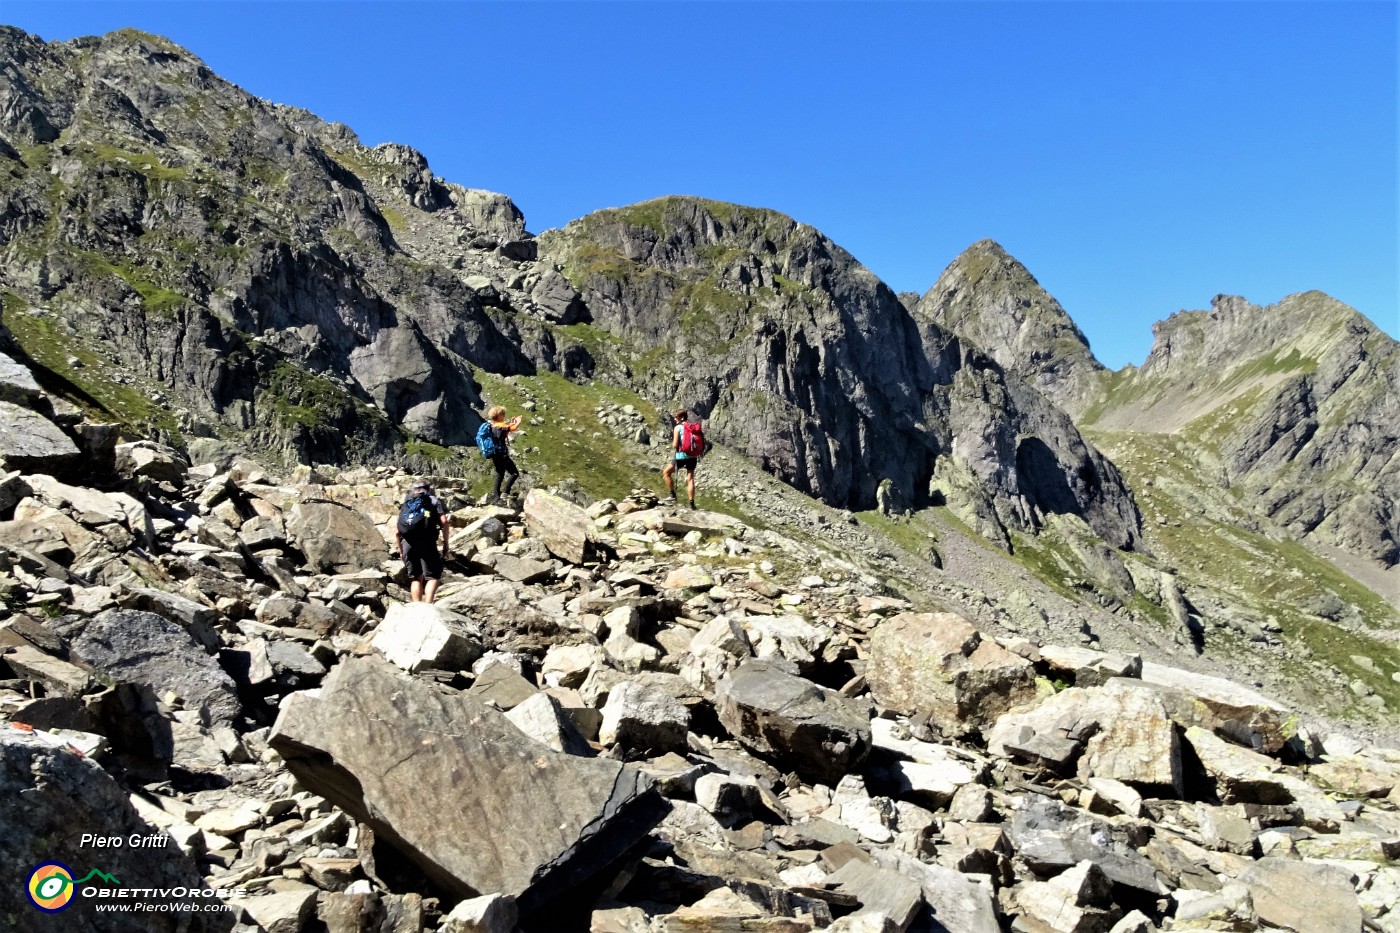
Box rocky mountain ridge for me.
[1080,292,1399,567]
[0,26,1395,761]
[537,198,1141,551]
[2,346,1399,933]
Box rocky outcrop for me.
[539,197,1142,550]
[915,239,1106,417]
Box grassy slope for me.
[1088,429,1400,714]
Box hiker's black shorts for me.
[672,456,697,473]
[401,540,444,581]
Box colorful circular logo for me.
[27,863,75,912]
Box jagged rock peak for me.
[916,239,1104,417]
[1088,290,1399,567]
[1141,290,1385,379]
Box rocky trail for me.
[2,351,1399,933]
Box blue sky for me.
[5,2,1396,368]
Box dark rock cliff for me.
[539,197,1142,549]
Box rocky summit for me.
[0,23,1398,933]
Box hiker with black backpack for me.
[395,479,451,603]
[662,407,705,510]
[476,405,523,506]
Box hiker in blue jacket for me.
[478,405,523,506]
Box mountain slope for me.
[0,26,582,462]
[537,197,1142,550]
[1082,292,1400,565]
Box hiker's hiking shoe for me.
[663,494,677,505]
[688,499,697,510]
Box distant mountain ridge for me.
[1082,292,1399,566]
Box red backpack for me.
[680,420,706,457]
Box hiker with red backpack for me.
[663,407,705,509]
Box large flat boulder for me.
[523,489,594,564]
[1239,858,1363,933]
[286,500,389,574]
[0,401,78,474]
[370,601,484,673]
[1139,662,1291,753]
[867,612,1036,735]
[269,657,667,912]
[715,659,872,785]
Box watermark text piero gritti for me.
[80,832,172,849]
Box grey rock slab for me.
[489,552,554,584]
[0,350,44,405]
[504,691,593,756]
[0,400,79,473]
[1139,661,1291,753]
[1240,857,1363,933]
[51,609,241,726]
[269,657,666,911]
[115,440,189,485]
[440,893,518,933]
[239,883,318,933]
[599,680,690,755]
[824,858,923,930]
[869,849,1001,933]
[1008,796,1167,896]
[286,499,388,574]
[715,658,872,785]
[523,489,594,564]
[371,601,484,673]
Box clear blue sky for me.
[5,2,1397,368]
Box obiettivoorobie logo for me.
[26,862,122,913]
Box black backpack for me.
[397,489,439,542]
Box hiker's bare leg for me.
[663,461,676,496]
[423,579,440,604]
[409,579,424,602]
[686,470,696,504]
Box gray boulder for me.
[715,659,872,785]
[0,401,79,474]
[269,657,667,912]
[1008,796,1166,896]
[523,489,594,564]
[1239,857,1363,933]
[51,609,241,727]
[286,500,388,574]
[867,612,1036,735]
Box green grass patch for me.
[473,370,666,501]
[78,143,188,182]
[854,509,940,563]
[379,205,407,232]
[70,248,187,318]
